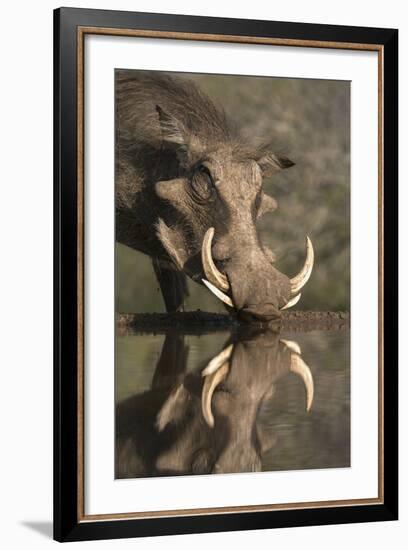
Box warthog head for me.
[154,96,314,322]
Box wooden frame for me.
[54,7,398,542]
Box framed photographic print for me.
[54,7,398,542]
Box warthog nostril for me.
[240,303,282,323]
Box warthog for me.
[116,71,314,322]
[115,330,313,477]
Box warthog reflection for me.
[116,330,313,478]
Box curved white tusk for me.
[290,236,314,296]
[280,339,302,355]
[290,354,314,412]
[281,293,301,310]
[201,362,230,428]
[202,228,230,291]
[202,279,234,308]
[202,344,234,377]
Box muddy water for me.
[115,328,350,478]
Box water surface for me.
[115,328,350,478]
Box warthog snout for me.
[201,227,314,322]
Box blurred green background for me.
[116,72,350,313]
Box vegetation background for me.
[116,71,350,313]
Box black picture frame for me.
[54,7,398,542]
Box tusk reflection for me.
[281,339,314,412]
[202,344,234,377]
[202,362,230,428]
[280,339,301,355]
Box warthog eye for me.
[191,164,216,202]
[254,190,262,215]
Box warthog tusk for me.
[281,293,301,310]
[290,236,314,296]
[290,354,314,412]
[201,362,230,428]
[202,279,234,308]
[202,227,230,291]
[202,344,234,377]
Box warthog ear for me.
[257,153,295,177]
[156,105,188,160]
